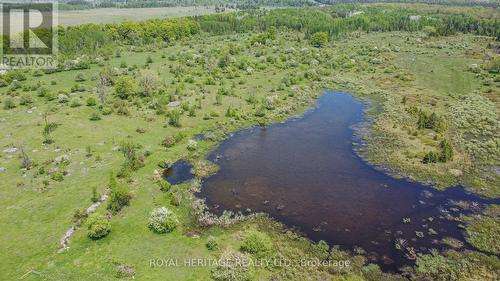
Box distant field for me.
[1,6,229,33]
[58,6,230,26]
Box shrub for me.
[312,240,330,261]
[211,250,250,281]
[19,95,33,106]
[51,171,64,181]
[3,97,16,110]
[120,141,145,171]
[168,109,181,127]
[240,230,272,257]
[114,76,138,99]
[107,174,132,214]
[158,180,171,192]
[148,207,179,233]
[86,97,97,106]
[187,140,198,151]
[423,140,454,164]
[439,140,453,162]
[75,73,86,82]
[0,78,8,87]
[70,98,82,108]
[161,135,176,148]
[311,32,328,48]
[423,151,439,164]
[423,25,438,37]
[86,213,111,239]
[206,236,219,250]
[37,87,48,97]
[89,112,101,121]
[91,186,100,203]
[416,110,446,132]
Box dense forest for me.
[316,0,499,8]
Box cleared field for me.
[1,6,228,33]
[58,6,230,26]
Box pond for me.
[198,92,498,271]
[162,160,194,185]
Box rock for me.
[54,154,69,164]
[116,264,135,278]
[0,167,6,173]
[2,147,17,153]
[167,101,181,108]
[58,94,68,102]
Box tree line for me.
[5,4,497,59]
[194,5,499,39]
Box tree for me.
[138,69,160,96]
[97,69,112,105]
[107,173,132,214]
[311,32,328,48]
[114,76,138,99]
[439,140,453,162]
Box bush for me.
[161,135,176,148]
[423,151,439,164]
[168,109,181,127]
[423,140,453,164]
[37,87,48,97]
[75,73,86,82]
[3,97,16,110]
[86,213,111,239]
[211,250,250,281]
[158,180,171,192]
[312,240,330,261]
[187,140,198,151]
[416,110,446,132]
[206,236,219,250]
[240,230,272,257]
[423,25,438,37]
[311,32,328,48]
[107,175,132,214]
[19,95,33,106]
[148,207,179,233]
[86,96,97,106]
[114,76,138,99]
[70,98,82,108]
[89,112,101,121]
[51,171,64,181]
[439,140,453,162]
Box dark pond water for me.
[162,160,194,185]
[198,92,499,271]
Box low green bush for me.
[240,230,272,257]
[86,213,111,240]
